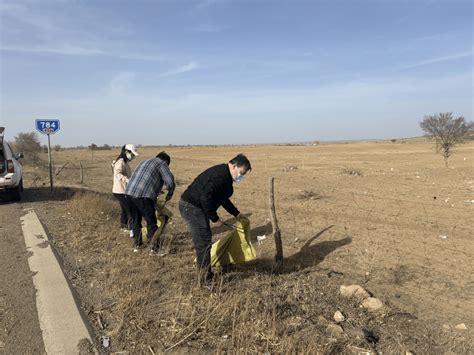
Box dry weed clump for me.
[282,165,298,172]
[67,191,119,221]
[342,168,363,177]
[297,190,322,201]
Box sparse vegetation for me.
[343,168,363,176]
[12,131,42,163]
[297,190,322,200]
[282,165,298,172]
[419,112,473,166]
[89,143,112,151]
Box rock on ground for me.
[334,310,345,323]
[362,297,384,312]
[340,285,370,301]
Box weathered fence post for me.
[79,162,84,184]
[269,177,283,267]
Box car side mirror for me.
[16,153,24,159]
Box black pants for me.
[127,196,159,250]
[113,193,132,229]
[179,198,214,282]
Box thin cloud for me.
[157,62,198,78]
[114,52,167,61]
[402,52,472,69]
[416,33,457,42]
[1,0,166,61]
[0,44,168,61]
[108,72,136,95]
[394,0,436,25]
[0,44,104,56]
[0,2,58,32]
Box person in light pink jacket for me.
[112,144,139,233]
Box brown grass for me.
[25,140,474,353]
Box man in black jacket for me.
[179,154,251,286]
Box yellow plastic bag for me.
[210,217,256,267]
[142,202,172,242]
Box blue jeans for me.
[179,198,214,282]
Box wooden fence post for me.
[79,162,84,184]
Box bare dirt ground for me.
[20,139,474,353]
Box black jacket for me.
[181,163,239,222]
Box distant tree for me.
[53,145,61,152]
[419,112,473,166]
[13,132,42,163]
[89,143,98,151]
[102,144,111,150]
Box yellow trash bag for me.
[210,217,256,267]
[142,202,173,242]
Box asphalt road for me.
[0,199,45,353]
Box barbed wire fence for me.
[224,156,474,329]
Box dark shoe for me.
[206,270,215,283]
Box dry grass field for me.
[21,139,473,353]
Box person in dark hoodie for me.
[179,154,251,287]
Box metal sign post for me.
[35,119,60,191]
[47,133,53,191]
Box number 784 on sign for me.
[35,119,60,135]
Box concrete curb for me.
[20,208,95,354]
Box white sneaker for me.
[149,249,167,257]
[133,244,144,253]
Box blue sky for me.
[0,0,472,146]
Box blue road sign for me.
[36,119,60,135]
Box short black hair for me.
[156,151,171,165]
[229,153,251,172]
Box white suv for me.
[0,127,24,201]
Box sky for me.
[0,0,472,147]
